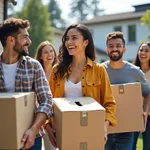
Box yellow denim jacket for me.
[49,57,116,126]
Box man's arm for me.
[143,95,150,130]
[143,95,150,115]
[21,60,53,149]
[21,113,47,149]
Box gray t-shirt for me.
[102,61,150,97]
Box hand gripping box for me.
[145,70,150,85]
[53,97,105,150]
[108,82,144,133]
[145,70,150,115]
[0,92,35,150]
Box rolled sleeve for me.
[100,66,117,126]
[34,62,53,118]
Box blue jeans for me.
[28,137,42,150]
[105,132,134,150]
[132,116,150,150]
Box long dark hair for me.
[55,23,96,79]
[133,42,150,68]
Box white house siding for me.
[52,33,62,54]
[96,53,109,63]
[0,0,3,53]
[87,18,149,61]
[0,0,3,22]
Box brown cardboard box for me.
[53,97,105,150]
[108,83,144,133]
[145,70,150,115]
[145,70,150,85]
[0,92,35,150]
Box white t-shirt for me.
[64,79,82,97]
[2,61,18,92]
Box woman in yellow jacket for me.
[46,23,116,148]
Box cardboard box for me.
[145,70,150,85]
[145,71,150,115]
[108,83,144,133]
[53,97,105,150]
[0,92,35,150]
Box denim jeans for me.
[105,132,134,150]
[132,116,150,150]
[28,137,42,150]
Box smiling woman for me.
[45,23,117,149]
[35,41,58,150]
[132,42,150,150]
[34,41,57,80]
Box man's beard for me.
[108,51,123,61]
[18,50,28,56]
[14,43,29,56]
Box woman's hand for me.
[104,120,110,144]
[140,112,148,132]
[46,123,57,148]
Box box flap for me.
[111,82,141,87]
[0,92,34,98]
[53,97,105,112]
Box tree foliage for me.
[69,0,103,21]
[90,0,104,16]
[141,10,150,40]
[69,0,89,21]
[16,0,53,57]
[48,0,66,29]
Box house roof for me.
[95,47,106,55]
[53,27,64,35]
[80,11,146,25]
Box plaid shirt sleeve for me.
[33,61,53,118]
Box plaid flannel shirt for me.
[0,53,53,137]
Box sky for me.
[15,0,150,24]
[42,0,150,23]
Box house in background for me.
[0,0,17,52]
[0,0,63,55]
[81,3,150,63]
[52,27,64,54]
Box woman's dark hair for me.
[55,23,96,79]
[34,41,57,68]
[133,42,150,68]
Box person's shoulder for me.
[92,61,107,71]
[101,61,109,68]
[125,61,144,76]
[23,56,42,68]
[125,61,140,71]
[24,56,40,64]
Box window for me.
[114,26,122,32]
[128,25,136,42]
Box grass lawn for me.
[136,133,143,150]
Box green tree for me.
[8,2,18,17]
[69,0,103,21]
[90,0,104,16]
[48,0,66,29]
[16,0,53,57]
[69,0,89,21]
[141,10,150,40]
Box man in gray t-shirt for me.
[102,31,150,150]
